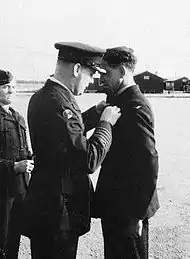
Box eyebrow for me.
[2,84,15,87]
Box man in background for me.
[93,46,159,259]
[0,69,34,259]
[22,42,121,259]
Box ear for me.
[119,65,127,77]
[73,63,82,77]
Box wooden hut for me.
[165,77,189,92]
[134,71,165,93]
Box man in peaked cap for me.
[22,42,121,259]
[93,46,159,259]
[0,69,34,259]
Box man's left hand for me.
[96,101,109,114]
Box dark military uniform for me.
[0,106,31,259]
[93,85,159,259]
[22,77,112,258]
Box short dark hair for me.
[103,46,137,72]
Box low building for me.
[16,80,45,92]
[165,77,189,92]
[86,77,100,93]
[134,71,165,93]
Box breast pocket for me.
[4,127,19,146]
[1,127,20,159]
[20,124,27,145]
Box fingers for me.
[26,166,34,173]
[100,105,121,126]
[105,105,121,113]
[27,159,34,165]
[137,220,143,236]
[96,100,108,114]
[25,160,34,174]
[14,160,34,174]
[113,106,121,116]
[112,105,121,112]
[99,100,106,105]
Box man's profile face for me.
[100,61,121,94]
[0,80,16,106]
[75,67,94,96]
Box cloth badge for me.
[134,105,141,110]
[63,109,73,119]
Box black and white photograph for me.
[0,0,190,258]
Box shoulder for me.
[14,109,27,127]
[30,80,74,110]
[126,88,153,115]
[121,95,154,127]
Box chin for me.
[5,100,12,105]
[102,88,111,95]
[74,92,81,96]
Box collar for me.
[0,105,10,114]
[0,105,16,121]
[49,76,74,96]
[0,105,14,116]
[116,84,136,96]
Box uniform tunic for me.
[93,85,159,259]
[94,85,159,219]
[22,79,112,242]
[0,106,31,259]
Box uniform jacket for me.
[22,79,112,240]
[93,85,159,220]
[0,106,31,251]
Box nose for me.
[8,86,15,94]
[100,75,105,85]
[90,76,94,85]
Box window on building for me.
[144,75,150,80]
[166,82,174,87]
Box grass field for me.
[12,93,190,259]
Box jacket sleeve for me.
[122,103,159,219]
[18,114,33,160]
[82,105,101,132]
[58,104,112,174]
[26,134,33,159]
[28,90,113,174]
[0,158,16,187]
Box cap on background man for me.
[0,70,13,86]
[54,42,106,73]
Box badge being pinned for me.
[63,109,73,120]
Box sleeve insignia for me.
[63,109,73,119]
[134,105,141,110]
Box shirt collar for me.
[49,76,74,96]
[116,84,136,96]
[0,105,12,115]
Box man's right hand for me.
[100,105,121,126]
[14,160,34,174]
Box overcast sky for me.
[1,0,190,79]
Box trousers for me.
[30,233,78,259]
[101,217,149,259]
[4,197,23,259]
